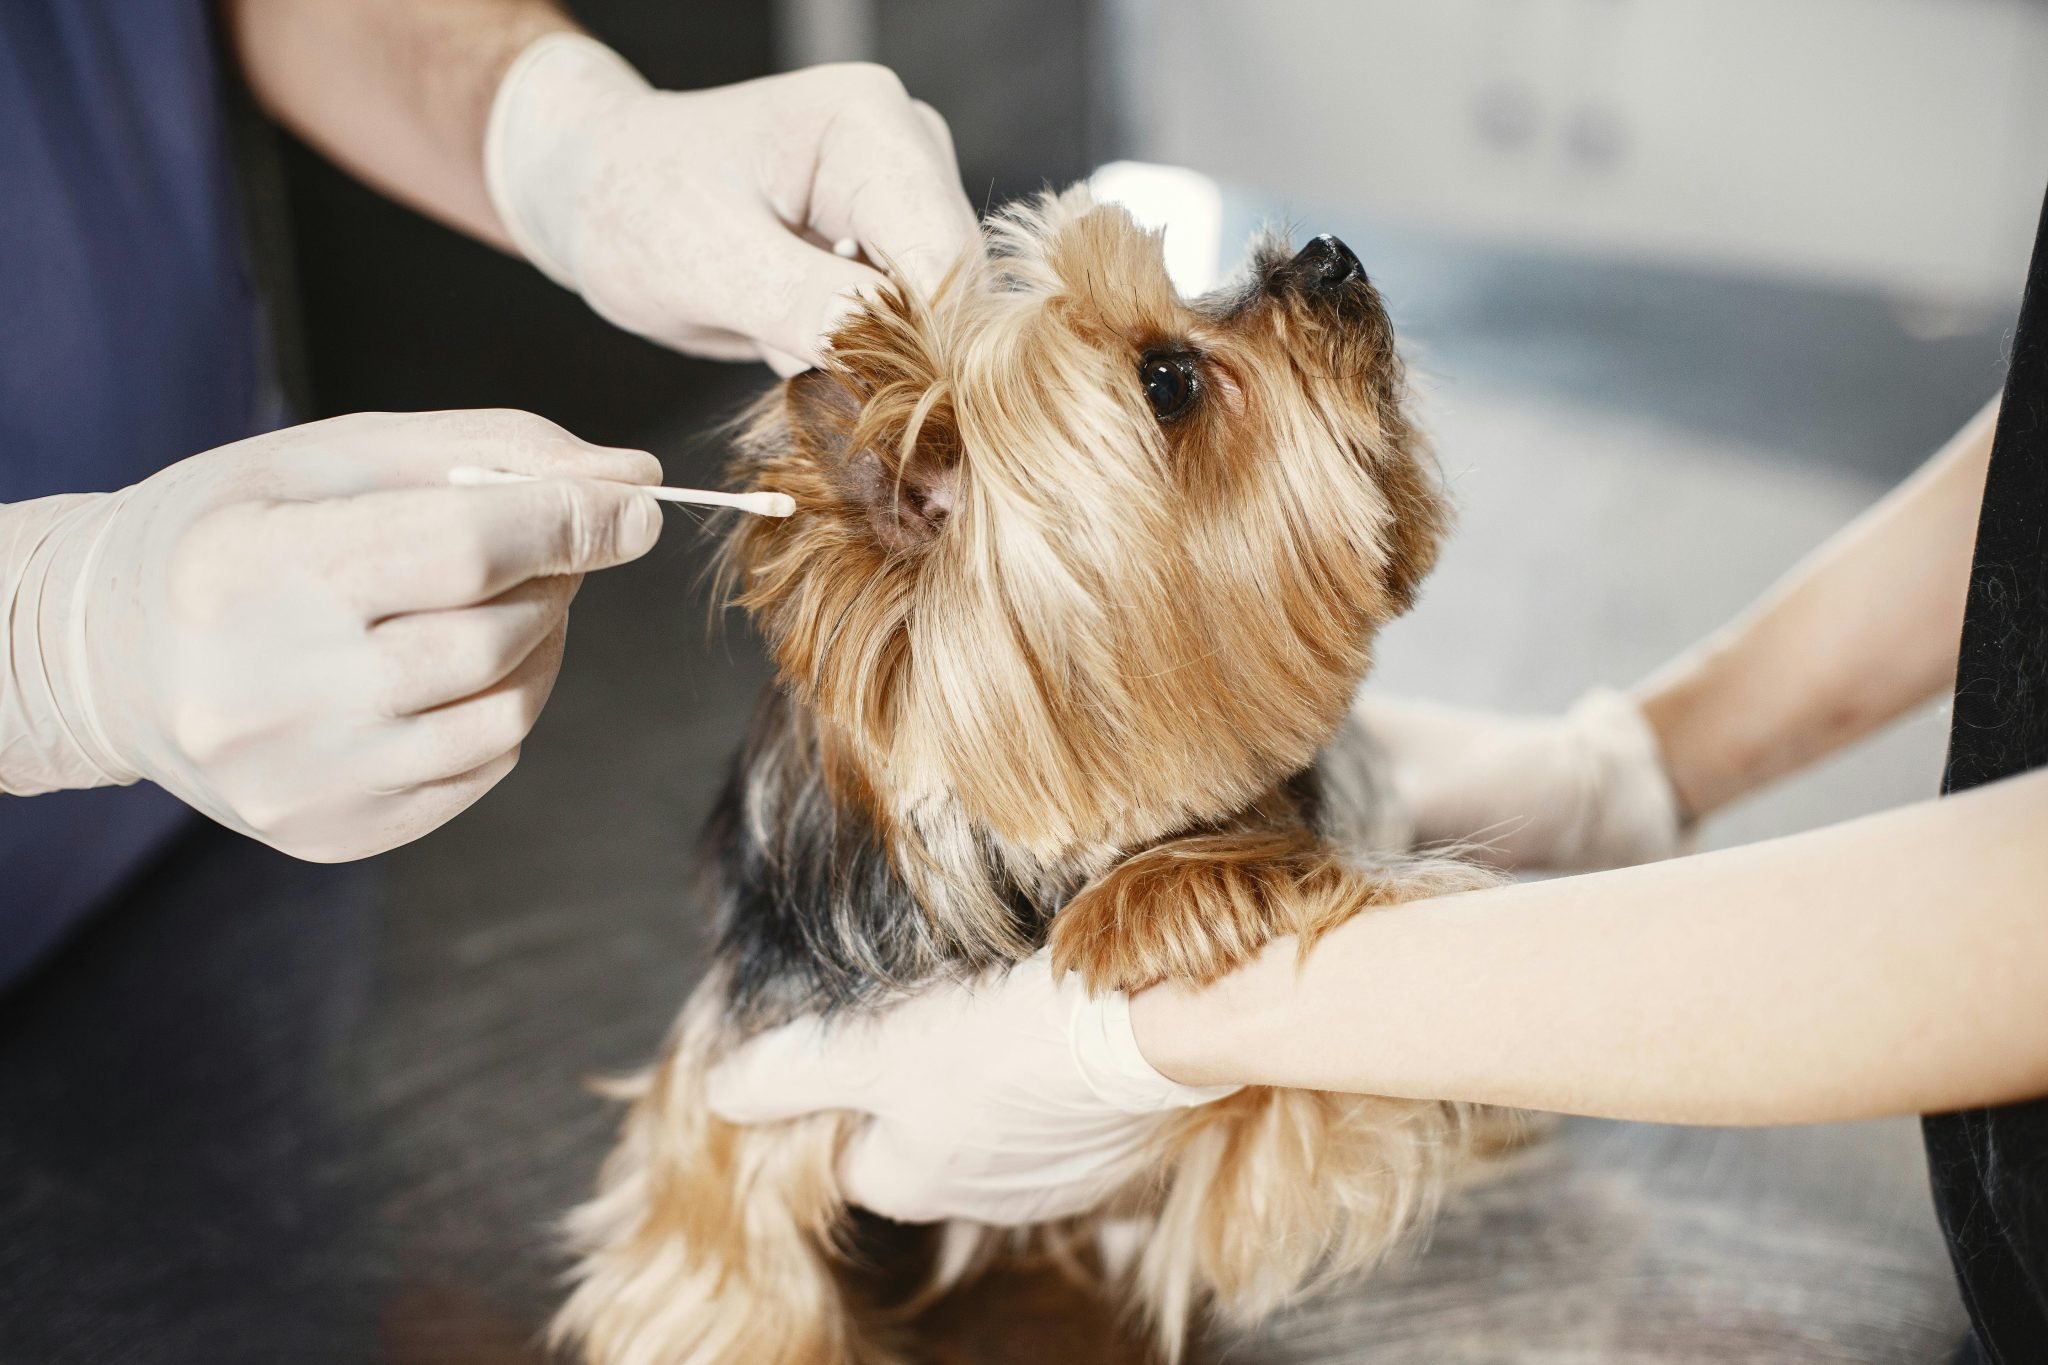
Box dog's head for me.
[724,187,1447,861]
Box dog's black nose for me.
[1285,234,1365,293]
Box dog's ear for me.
[787,369,959,555]
[786,365,863,443]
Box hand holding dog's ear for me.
[706,951,1240,1226]
[487,37,979,376]
[1350,689,1686,872]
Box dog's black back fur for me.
[704,689,1049,1028]
[705,688,1358,1031]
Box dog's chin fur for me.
[552,186,1505,1365]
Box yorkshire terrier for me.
[552,186,1501,1364]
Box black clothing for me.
[1927,181,2048,1365]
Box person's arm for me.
[1357,397,1998,868]
[708,767,2048,1224]
[220,0,979,372]
[1637,397,1997,818]
[1136,766,2048,1124]
[224,0,566,248]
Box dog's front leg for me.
[1046,838,1501,1360]
[1048,826,1493,996]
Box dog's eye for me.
[1138,352,1199,422]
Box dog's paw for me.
[1047,832,1314,994]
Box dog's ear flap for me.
[786,367,864,456]
[786,369,958,555]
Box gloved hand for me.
[485,36,979,376]
[1,409,663,861]
[706,951,1240,1226]
[1350,688,1686,872]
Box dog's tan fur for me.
[553,187,1500,1364]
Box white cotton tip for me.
[635,485,796,517]
[832,237,861,259]
[447,466,796,517]
[735,490,799,518]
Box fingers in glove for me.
[273,409,662,491]
[721,233,891,372]
[252,745,523,864]
[632,322,804,374]
[910,100,960,178]
[373,620,566,790]
[705,1014,881,1124]
[806,89,979,300]
[836,1123,949,1224]
[370,574,582,717]
[282,476,661,619]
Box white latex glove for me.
[485,35,979,377]
[1350,688,1686,872]
[0,410,663,861]
[706,951,1240,1226]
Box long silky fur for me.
[1125,852,1502,1359]
[552,977,890,1365]
[554,186,1504,1365]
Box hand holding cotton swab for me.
[447,466,796,518]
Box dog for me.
[552,185,1501,1365]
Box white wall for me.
[1112,0,2048,302]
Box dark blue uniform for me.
[0,1,278,986]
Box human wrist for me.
[1128,975,1248,1090]
[1,493,140,794]
[483,31,649,288]
[1632,646,1757,822]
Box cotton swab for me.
[447,465,796,518]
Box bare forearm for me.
[222,0,575,246]
[1135,766,2048,1125]
[1636,399,1997,818]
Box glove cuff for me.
[1070,985,1242,1114]
[484,32,650,291]
[1562,687,1687,868]
[0,493,141,794]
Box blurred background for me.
[4,2,2044,1361]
